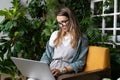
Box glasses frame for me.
[58,19,69,27]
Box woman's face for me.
[56,16,69,32]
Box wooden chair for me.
[57,46,111,80]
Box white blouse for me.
[49,31,76,69]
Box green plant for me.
[27,0,60,46]
[0,0,26,78]
[0,0,46,79]
[28,0,47,18]
[43,0,60,37]
[0,0,61,78]
[65,0,91,24]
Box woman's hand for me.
[51,68,61,77]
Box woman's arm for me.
[40,41,54,64]
[40,31,58,64]
[69,34,89,73]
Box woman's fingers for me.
[51,68,61,77]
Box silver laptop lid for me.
[11,57,55,80]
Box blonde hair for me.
[54,7,82,49]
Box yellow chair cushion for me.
[84,46,110,72]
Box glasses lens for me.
[58,19,69,27]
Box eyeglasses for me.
[58,19,69,27]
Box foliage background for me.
[0,0,120,80]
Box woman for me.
[40,7,89,77]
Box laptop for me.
[11,57,55,80]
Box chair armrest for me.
[57,68,111,80]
